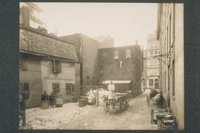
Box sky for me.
[31,3,158,48]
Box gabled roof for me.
[20,27,78,62]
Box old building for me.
[19,26,79,108]
[93,35,114,48]
[157,3,184,129]
[143,33,160,90]
[98,45,143,96]
[60,34,101,94]
[20,2,44,28]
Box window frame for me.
[52,60,61,74]
[52,83,60,93]
[66,83,75,95]
[114,50,119,59]
[126,49,131,58]
[149,79,153,86]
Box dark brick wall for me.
[60,34,100,94]
[98,45,142,96]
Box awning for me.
[102,80,132,84]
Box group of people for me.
[41,91,63,109]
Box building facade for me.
[157,3,184,129]
[144,34,160,90]
[60,34,101,94]
[19,26,79,107]
[98,45,143,96]
[20,2,44,28]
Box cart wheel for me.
[122,101,126,111]
[119,100,124,112]
[103,100,109,112]
[124,101,128,110]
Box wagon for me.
[103,92,130,112]
[101,80,131,112]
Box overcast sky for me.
[33,3,158,48]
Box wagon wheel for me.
[119,100,123,112]
[119,99,126,112]
[103,100,109,112]
[122,100,126,111]
[124,101,128,110]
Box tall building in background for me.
[20,2,44,28]
[93,35,114,48]
[60,33,101,94]
[144,33,160,90]
[157,3,184,129]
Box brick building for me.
[98,45,143,96]
[157,3,184,129]
[19,26,79,107]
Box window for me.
[20,82,30,99]
[66,83,74,94]
[149,79,153,86]
[52,60,61,74]
[155,79,159,89]
[155,51,157,55]
[126,49,131,58]
[114,51,119,59]
[151,51,153,56]
[52,83,60,93]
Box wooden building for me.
[19,26,80,108]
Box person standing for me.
[55,91,63,107]
[108,81,115,104]
[41,91,49,109]
[49,92,56,108]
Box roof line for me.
[20,26,74,46]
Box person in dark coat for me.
[49,92,56,108]
[41,91,49,109]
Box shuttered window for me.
[52,60,61,74]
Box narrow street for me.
[24,91,157,130]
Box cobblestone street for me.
[23,91,157,130]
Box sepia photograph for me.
[19,2,184,130]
